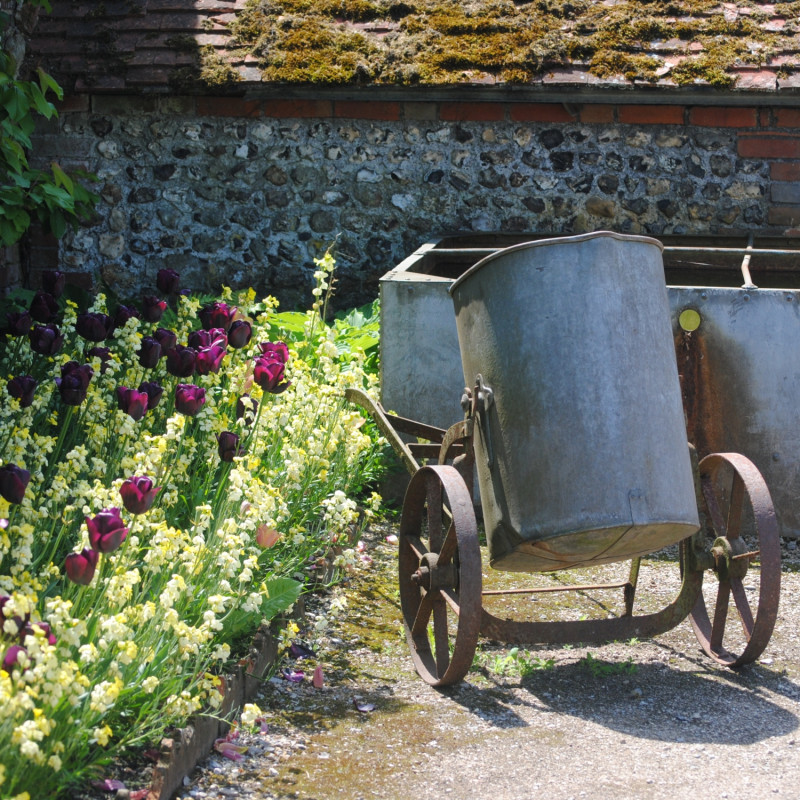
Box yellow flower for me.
[91,725,113,747]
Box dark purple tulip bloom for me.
[175,383,206,416]
[154,327,177,352]
[236,394,258,423]
[87,346,112,374]
[6,310,32,337]
[141,295,167,323]
[187,328,227,350]
[156,268,180,295]
[120,475,161,514]
[7,375,36,408]
[216,431,242,462]
[199,301,237,332]
[113,304,140,331]
[116,386,149,421]
[138,381,164,410]
[195,345,226,376]
[2,644,26,673]
[228,320,252,349]
[0,463,31,504]
[65,547,99,585]
[86,508,128,553]
[21,621,56,646]
[165,345,197,378]
[259,341,289,364]
[76,311,114,342]
[138,336,162,368]
[29,323,64,355]
[41,270,66,298]
[253,355,290,394]
[29,290,59,323]
[56,362,93,405]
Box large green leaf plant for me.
[0,1,97,247]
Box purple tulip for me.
[217,431,242,462]
[29,323,63,355]
[253,355,290,394]
[113,305,140,331]
[138,381,164,410]
[29,291,59,323]
[228,320,252,349]
[7,375,36,408]
[141,295,167,323]
[21,620,56,646]
[175,384,206,416]
[259,341,289,364]
[187,328,227,350]
[115,386,149,421]
[86,508,128,553]
[198,301,237,332]
[87,346,112,373]
[237,394,258,423]
[76,311,114,342]
[166,345,197,378]
[65,548,99,585]
[2,645,26,673]
[137,336,162,368]
[55,362,93,406]
[0,463,31,504]
[120,475,161,514]
[154,327,177,352]
[156,268,180,295]
[195,345,226,376]
[5,310,31,337]
[41,270,66,298]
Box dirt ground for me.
[177,525,800,800]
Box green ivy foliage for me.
[0,2,98,247]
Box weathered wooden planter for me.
[380,232,800,541]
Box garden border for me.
[145,605,303,800]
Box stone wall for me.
[25,97,800,310]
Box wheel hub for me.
[411,552,457,592]
[710,536,749,582]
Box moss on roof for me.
[229,0,799,86]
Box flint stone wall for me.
[26,98,799,310]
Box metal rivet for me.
[743,294,750,302]
[700,291,708,301]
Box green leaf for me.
[37,67,62,99]
[51,162,74,194]
[30,82,56,119]
[260,577,303,620]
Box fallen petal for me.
[353,698,376,713]
[312,665,324,689]
[385,534,398,545]
[214,738,248,761]
[130,791,150,800]
[282,668,305,682]
[288,642,315,660]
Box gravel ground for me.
[173,526,800,800]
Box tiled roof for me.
[24,1,800,95]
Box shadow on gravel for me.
[441,645,799,745]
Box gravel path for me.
[174,527,800,800]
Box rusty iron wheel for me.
[689,452,781,667]
[398,464,482,686]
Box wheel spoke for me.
[406,535,428,562]
[441,587,461,615]
[710,580,731,653]
[730,578,755,638]
[426,474,443,551]
[438,521,458,565]
[432,597,450,675]
[702,475,728,538]
[411,590,434,639]
[726,472,745,540]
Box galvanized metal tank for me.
[450,231,700,572]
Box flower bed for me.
[0,253,385,799]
